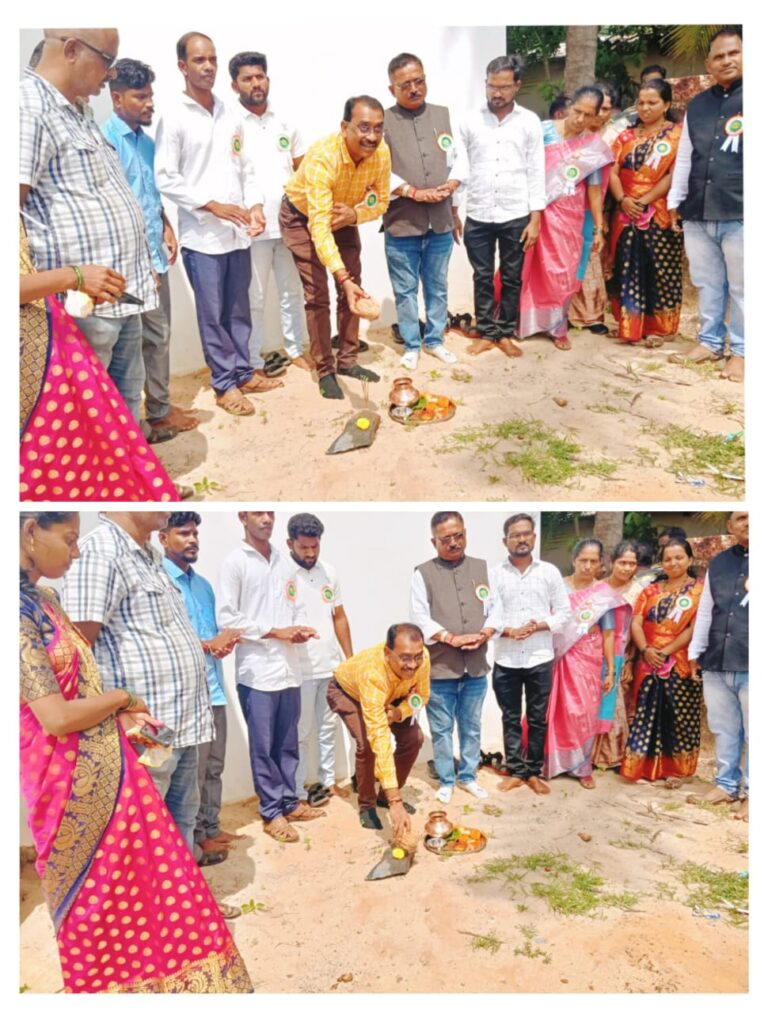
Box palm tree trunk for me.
[564,25,598,94]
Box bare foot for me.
[152,405,199,432]
[290,354,313,371]
[527,776,551,795]
[669,343,721,365]
[467,338,496,356]
[330,783,351,799]
[498,337,523,358]
[720,356,744,382]
[212,830,246,843]
[734,798,749,821]
[579,776,596,790]
[552,336,572,351]
[665,777,683,790]
[201,836,233,853]
[704,786,738,804]
[498,776,526,792]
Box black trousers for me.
[464,215,529,339]
[491,659,553,778]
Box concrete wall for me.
[21,26,505,376]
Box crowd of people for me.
[19,508,749,992]
[20,28,743,500]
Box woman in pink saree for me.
[518,87,614,350]
[19,512,252,993]
[543,539,626,787]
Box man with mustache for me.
[281,96,391,399]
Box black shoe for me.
[359,807,384,830]
[350,772,358,793]
[337,364,380,382]
[376,797,416,814]
[307,783,331,807]
[198,849,228,867]
[319,374,344,399]
[391,324,405,345]
[586,323,610,334]
[331,334,369,352]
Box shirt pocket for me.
[69,134,110,189]
[131,574,176,628]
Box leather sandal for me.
[216,388,255,416]
[239,372,284,394]
[285,800,327,822]
[263,815,299,842]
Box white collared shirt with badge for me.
[238,102,305,241]
[154,92,256,255]
[216,541,307,691]
[489,557,572,668]
[291,559,344,681]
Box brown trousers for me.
[279,196,362,379]
[326,679,423,811]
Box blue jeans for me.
[77,311,144,423]
[683,220,743,357]
[149,744,201,854]
[426,674,488,786]
[702,670,748,796]
[385,229,453,351]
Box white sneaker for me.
[435,784,453,804]
[400,350,419,370]
[426,344,457,364]
[458,780,488,800]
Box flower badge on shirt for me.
[276,133,291,152]
[285,579,297,602]
[646,138,672,170]
[232,131,243,156]
[475,583,490,602]
[408,691,424,726]
[320,585,334,604]
[669,594,693,624]
[562,162,581,195]
[355,185,378,210]
[435,132,454,167]
[721,115,743,154]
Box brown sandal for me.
[216,388,255,416]
[239,371,285,394]
[263,815,299,842]
[642,336,665,349]
[285,801,328,822]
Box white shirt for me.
[667,115,694,210]
[216,542,305,691]
[237,102,305,241]
[688,571,715,661]
[453,103,546,222]
[154,92,253,254]
[409,562,504,646]
[490,558,572,668]
[291,559,344,680]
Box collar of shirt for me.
[501,557,540,578]
[97,512,161,564]
[106,113,143,140]
[24,67,79,112]
[180,90,225,118]
[163,557,194,581]
[480,102,521,126]
[238,100,274,123]
[712,79,742,98]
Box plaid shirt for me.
[61,516,212,748]
[283,131,391,273]
[19,69,158,317]
[334,643,430,790]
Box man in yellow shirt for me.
[327,623,429,836]
[281,96,391,399]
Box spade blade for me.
[326,411,381,454]
[365,846,414,881]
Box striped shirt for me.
[61,516,212,748]
[334,643,430,790]
[283,131,391,274]
[19,69,158,317]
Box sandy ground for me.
[20,734,748,994]
[151,300,744,502]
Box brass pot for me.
[424,810,454,839]
[388,377,420,409]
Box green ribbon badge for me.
[277,134,291,151]
[286,579,297,601]
[436,132,454,151]
[321,585,334,603]
[365,191,378,208]
[475,584,490,602]
[232,133,242,155]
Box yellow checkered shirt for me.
[283,131,391,274]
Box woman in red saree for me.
[621,538,703,783]
[518,87,614,350]
[19,512,252,993]
[606,79,683,345]
[543,539,626,787]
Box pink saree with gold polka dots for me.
[20,295,178,502]
[19,591,252,993]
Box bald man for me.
[20,30,159,426]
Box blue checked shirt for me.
[101,113,168,275]
[19,69,158,317]
[61,516,212,747]
[163,558,226,706]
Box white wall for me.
[21,507,541,843]
[21,27,505,375]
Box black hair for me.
[228,51,267,80]
[634,541,654,568]
[387,52,422,77]
[596,80,620,109]
[611,539,639,563]
[571,537,604,559]
[486,53,523,81]
[287,513,324,540]
[176,31,213,62]
[548,94,572,118]
[430,510,464,531]
[709,26,742,52]
[503,513,535,536]
[654,537,696,580]
[660,525,687,542]
[343,95,384,122]
[638,78,673,105]
[385,623,424,650]
[29,40,44,69]
[572,85,604,115]
[109,58,155,92]
[640,63,667,80]
[166,512,202,529]
[20,512,78,637]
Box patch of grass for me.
[516,903,529,913]
[612,387,633,397]
[471,932,502,955]
[192,476,221,497]
[428,368,443,380]
[719,400,740,416]
[462,803,475,815]
[241,898,267,914]
[734,840,748,855]
[677,358,719,377]
[662,802,682,812]
[451,368,473,383]
[259,409,268,424]
[482,804,503,818]
[488,475,501,485]
[513,924,551,963]
[587,403,622,414]
[609,839,643,850]
[655,881,678,901]
[677,861,748,915]
[644,422,744,482]
[20,986,30,993]
[640,361,664,372]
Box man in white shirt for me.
[489,514,571,796]
[154,32,283,417]
[229,51,310,373]
[286,513,354,805]
[453,55,545,358]
[216,511,326,842]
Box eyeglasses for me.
[55,35,118,70]
[486,82,517,92]
[394,653,424,666]
[350,123,384,137]
[393,77,425,91]
[435,531,466,545]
